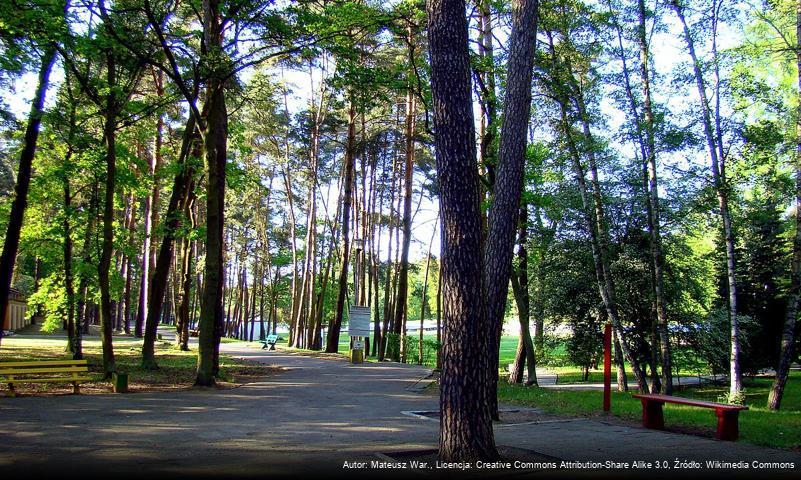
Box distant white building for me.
[3,288,28,332]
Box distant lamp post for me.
[352,238,363,303]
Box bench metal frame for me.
[261,334,279,350]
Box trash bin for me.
[113,372,128,393]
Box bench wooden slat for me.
[0,367,90,375]
[4,377,92,384]
[633,394,748,411]
[632,393,747,441]
[0,360,88,367]
[1,360,92,397]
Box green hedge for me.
[385,333,441,367]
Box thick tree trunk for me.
[768,0,801,410]
[428,0,498,461]
[436,255,442,371]
[196,0,227,386]
[0,45,57,347]
[483,0,539,419]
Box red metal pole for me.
[603,322,612,412]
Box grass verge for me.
[0,336,279,396]
[497,371,801,450]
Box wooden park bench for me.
[632,393,748,441]
[261,334,279,350]
[0,359,91,397]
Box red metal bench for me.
[632,394,748,441]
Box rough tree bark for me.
[483,0,539,420]
[196,0,227,386]
[427,0,498,461]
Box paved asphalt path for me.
[0,341,442,478]
[0,337,799,479]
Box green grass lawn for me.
[497,371,801,449]
[325,334,521,364]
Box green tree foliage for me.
[1,0,801,423]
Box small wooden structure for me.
[2,288,28,332]
[632,393,749,441]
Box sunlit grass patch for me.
[497,371,801,449]
[0,336,279,396]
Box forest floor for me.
[0,325,280,394]
[0,329,799,479]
